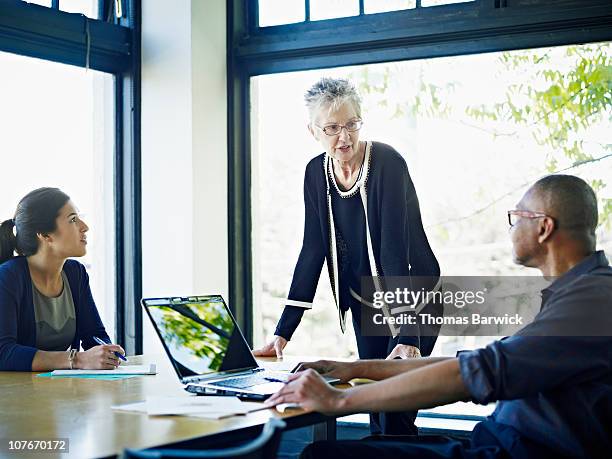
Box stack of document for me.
[112,395,265,420]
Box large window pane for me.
[0,51,116,340]
[251,42,612,360]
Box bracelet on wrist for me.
[68,349,78,369]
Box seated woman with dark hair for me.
[0,187,124,371]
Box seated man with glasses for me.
[267,174,612,459]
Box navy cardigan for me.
[275,141,440,349]
[0,256,110,371]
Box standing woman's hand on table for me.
[386,344,421,359]
[253,335,288,358]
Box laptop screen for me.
[142,295,258,379]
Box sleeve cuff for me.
[273,328,294,341]
[0,344,38,371]
[458,350,495,405]
[285,299,313,309]
[275,305,308,342]
[397,336,419,347]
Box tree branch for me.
[428,153,612,229]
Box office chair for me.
[122,418,286,459]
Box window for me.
[421,0,475,6]
[0,51,116,339]
[364,0,416,14]
[258,0,305,27]
[310,0,359,21]
[21,0,99,19]
[257,0,477,27]
[59,0,98,18]
[250,42,612,358]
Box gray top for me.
[33,271,76,351]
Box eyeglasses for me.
[507,209,555,227]
[315,119,363,136]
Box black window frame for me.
[227,0,612,345]
[0,0,142,354]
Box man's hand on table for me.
[293,360,356,383]
[264,369,348,415]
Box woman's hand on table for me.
[75,344,125,369]
[252,335,287,358]
[386,344,421,359]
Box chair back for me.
[123,418,286,459]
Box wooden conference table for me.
[0,355,337,459]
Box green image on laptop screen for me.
[145,296,257,378]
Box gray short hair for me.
[304,77,362,120]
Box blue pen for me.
[93,336,128,362]
[264,376,289,384]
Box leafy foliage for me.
[467,44,611,165]
[465,43,612,226]
[351,43,612,227]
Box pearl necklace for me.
[326,141,372,199]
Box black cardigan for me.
[274,141,440,349]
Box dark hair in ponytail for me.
[0,187,70,265]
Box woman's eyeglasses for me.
[316,119,363,136]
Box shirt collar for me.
[542,250,609,300]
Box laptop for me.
[142,295,338,400]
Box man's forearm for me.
[340,359,470,414]
[352,356,452,380]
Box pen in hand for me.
[264,376,289,384]
[93,336,128,362]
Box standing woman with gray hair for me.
[0,187,124,371]
[254,77,441,435]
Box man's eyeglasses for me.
[507,209,555,227]
[316,119,363,136]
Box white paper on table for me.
[52,364,156,375]
[145,395,263,417]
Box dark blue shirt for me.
[0,256,110,371]
[459,251,612,458]
[331,189,371,312]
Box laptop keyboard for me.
[211,373,287,389]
